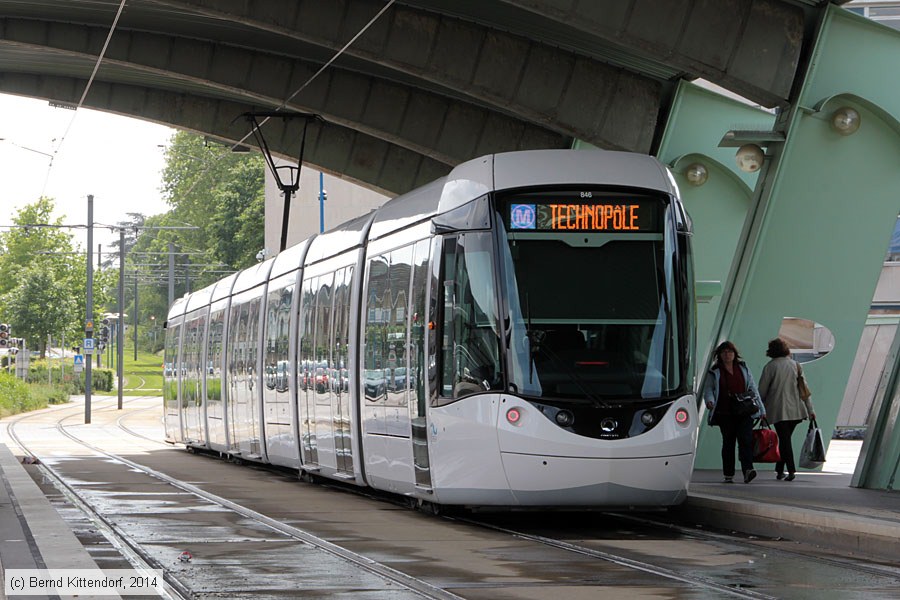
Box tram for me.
[164,149,698,508]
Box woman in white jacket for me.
[758,337,816,481]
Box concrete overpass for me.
[3,0,900,490]
[0,0,827,195]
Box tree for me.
[0,198,113,357]
[0,197,72,297]
[102,213,146,268]
[3,265,74,356]
[106,131,261,352]
[160,131,265,275]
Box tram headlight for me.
[554,409,574,427]
[640,411,655,426]
[675,408,690,427]
[506,407,523,426]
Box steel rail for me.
[33,402,464,600]
[4,401,191,600]
[454,515,779,600]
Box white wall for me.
[264,160,391,256]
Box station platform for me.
[682,452,900,563]
[0,434,897,598]
[0,442,114,600]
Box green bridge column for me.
[657,82,773,466]
[693,7,900,472]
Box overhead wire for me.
[39,0,129,197]
[18,0,396,254]
[231,0,398,148]
[176,0,398,202]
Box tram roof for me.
[368,149,679,241]
[209,272,239,303]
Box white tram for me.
[164,149,699,508]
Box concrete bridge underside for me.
[0,0,825,195]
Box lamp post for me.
[85,194,93,424]
[319,172,327,233]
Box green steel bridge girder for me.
[658,6,900,486]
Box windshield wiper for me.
[526,293,537,384]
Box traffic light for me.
[0,324,10,348]
[98,319,110,347]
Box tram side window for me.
[184,316,203,407]
[333,267,352,394]
[164,322,181,409]
[264,280,293,395]
[298,278,317,396]
[410,240,430,414]
[365,256,389,402]
[246,297,261,392]
[206,309,224,403]
[439,233,502,400]
[226,301,246,402]
[314,273,334,397]
[387,246,412,404]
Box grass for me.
[89,344,164,396]
[119,348,165,396]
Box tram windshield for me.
[498,191,690,403]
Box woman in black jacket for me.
[702,341,765,483]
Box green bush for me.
[71,369,114,393]
[27,362,63,385]
[26,383,71,406]
[0,372,66,416]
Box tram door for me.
[409,239,433,490]
[163,319,183,443]
[331,267,354,475]
[297,277,320,467]
[227,290,264,459]
[181,312,205,445]
[363,240,433,490]
[298,267,356,475]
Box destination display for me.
[506,196,661,232]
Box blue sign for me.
[510,203,536,230]
[73,354,84,366]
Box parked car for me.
[314,367,329,392]
[391,367,407,390]
[364,369,386,400]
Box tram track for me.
[6,399,464,600]
[5,399,191,600]
[115,401,173,446]
[612,510,900,581]
[84,404,900,597]
[453,515,779,599]
[453,506,900,599]
[5,398,898,599]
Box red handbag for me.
[753,421,781,463]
